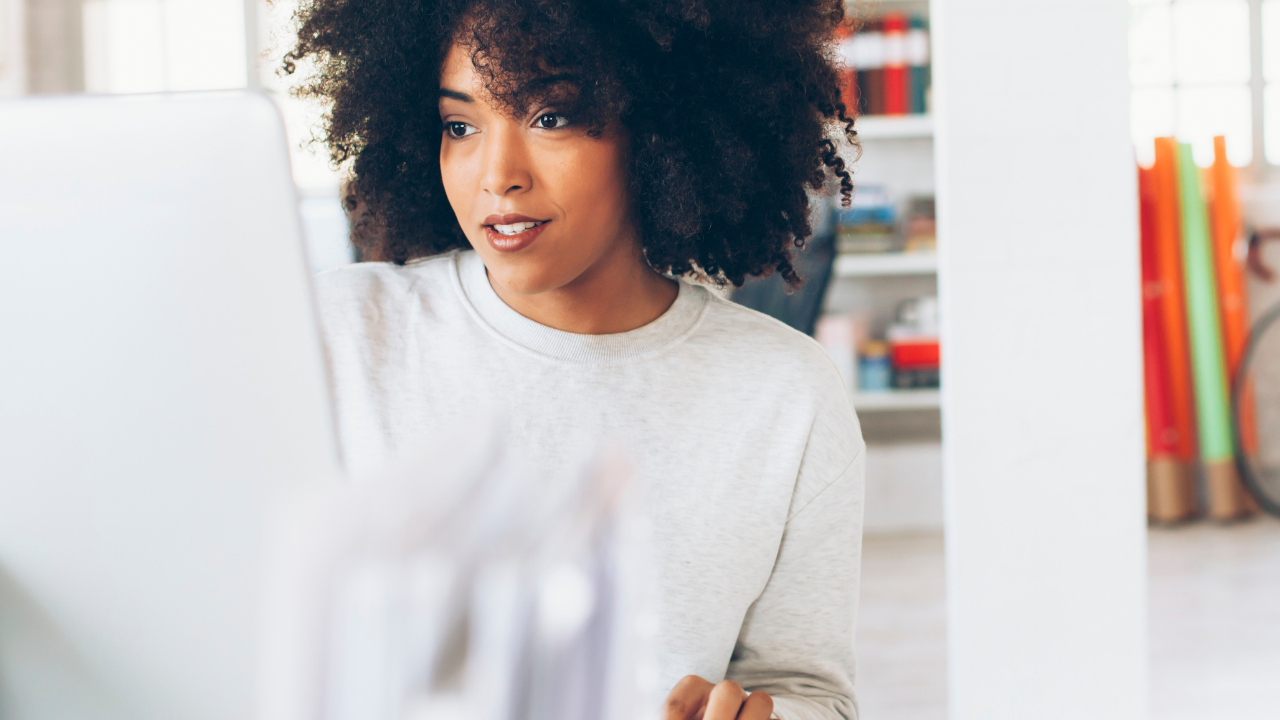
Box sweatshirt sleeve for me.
[727,441,866,720]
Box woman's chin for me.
[481,257,566,298]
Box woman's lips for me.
[485,220,550,253]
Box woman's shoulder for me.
[311,251,463,336]
[694,290,838,373]
[694,289,859,414]
[694,289,865,478]
[314,252,457,301]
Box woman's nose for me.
[480,124,533,197]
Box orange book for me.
[1152,137,1197,461]
[1209,136,1256,455]
[835,23,859,116]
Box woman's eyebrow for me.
[439,88,473,102]
[523,74,579,95]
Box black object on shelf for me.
[731,198,837,337]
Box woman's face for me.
[437,42,637,296]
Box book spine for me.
[906,16,930,114]
[882,13,907,115]
[1152,137,1197,463]
[1176,142,1234,467]
[860,20,885,115]
[837,25,860,116]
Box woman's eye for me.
[445,121,475,138]
[536,113,568,129]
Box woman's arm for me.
[727,450,866,720]
[657,448,865,720]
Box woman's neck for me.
[487,239,679,335]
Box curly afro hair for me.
[284,0,860,287]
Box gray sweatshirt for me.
[313,249,865,719]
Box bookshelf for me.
[835,252,936,277]
[851,389,941,412]
[827,3,937,419]
[856,115,934,140]
[824,0,940,535]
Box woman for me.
[287,1,865,718]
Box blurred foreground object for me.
[0,92,341,719]
[261,421,658,720]
[0,92,657,720]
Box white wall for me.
[864,442,944,532]
[0,0,24,97]
[932,0,1149,718]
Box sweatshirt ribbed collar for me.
[452,249,708,365]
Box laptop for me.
[0,92,342,720]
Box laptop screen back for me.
[0,92,341,720]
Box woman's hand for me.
[662,675,774,720]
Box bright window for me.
[81,0,342,191]
[82,0,247,94]
[1130,0,1254,166]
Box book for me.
[882,13,908,115]
[906,16,930,114]
[835,23,859,117]
[903,195,936,253]
[859,19,884,115]
[837,184,900,253]
[841,14,929,117]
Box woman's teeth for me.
[492,221,546,235]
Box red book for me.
[889,338,939,369]
[1140,166,1178,457]
[881,13,908,115]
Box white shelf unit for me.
[835,252,936,277]
[856,115,933,140]
[851,389,941,412]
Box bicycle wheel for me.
[1234,301,1280,516]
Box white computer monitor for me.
[0,92,342,720]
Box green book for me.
[1176,143,1234,462]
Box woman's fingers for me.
[737,690,774,719]
[660,675,773,720]
[663,675,715,720]
[703,680,746,719]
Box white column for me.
[931,0,1149,718]
[0,0,25,97]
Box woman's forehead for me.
[438,42,580,109]
[439,43,481,93]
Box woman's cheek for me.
[439,151,477,231]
